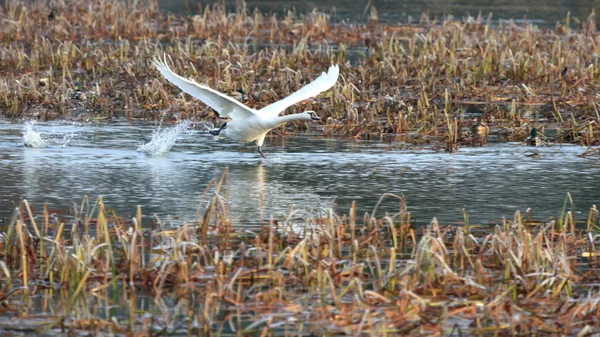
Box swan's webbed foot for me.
[257,145,266,159]
[209,123,227,136]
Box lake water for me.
[160,0,599,26]
[1,119,599,227]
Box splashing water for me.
[57,132,75,148]
[137,120,191,155]
[22,120,48,148]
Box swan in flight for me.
[152,55,340,158]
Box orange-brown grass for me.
[1,0,600,148]
[0,172,600,335]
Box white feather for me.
[259,64,340,117]
[152,54,340,157]
[151,55,257,121]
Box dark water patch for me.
[160,0,599,26]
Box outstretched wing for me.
[152,55,256,121]
[260,64,340,116]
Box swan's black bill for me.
[307,111,321,121]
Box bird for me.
[151,55,339,158]
[48,7,56,21]
[527,127,542,146]
[470,116,489,147]
[230,88,247,102]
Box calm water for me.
[1,119,599,227]
[160,0,600,26]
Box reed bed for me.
[0,172,598,335]
[1,0,600,147]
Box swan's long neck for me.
[271,113,308,127]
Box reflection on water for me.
[11,283,271,336]
[1,120,600,227]
[160,0,599,26]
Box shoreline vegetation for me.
[2,1,600,335]
[1,172,600,335]
[0,0,599,151]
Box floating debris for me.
[523,149,541,158]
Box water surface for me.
[160,0,600,26]
[1,120,599,227]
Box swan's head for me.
[303,110,321,121]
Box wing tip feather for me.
[327,64,340,85]
[151,53,171,73]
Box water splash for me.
[22,120,48,148]
[137,120,191,155]
[57,132,75,148]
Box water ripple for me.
[1,120,599,227]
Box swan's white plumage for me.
[152,55,339,157]
[260,64,340,117]
[152,56,257,121]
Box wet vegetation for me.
[3,0,600,335]
[1,0,600,150]
[0,172,599,336]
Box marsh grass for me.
[1,0,600,149]
[3,2,600,334]
[0,171,600,335]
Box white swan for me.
[151,55,339,158]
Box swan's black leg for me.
[257,145,266,159]
[209,123,227,136]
